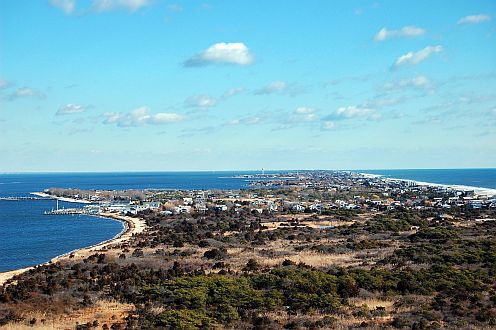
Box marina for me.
[43,199,99,215]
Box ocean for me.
[0,171,260,272]
[1,169,495,272]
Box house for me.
[106,203,131,213]
[309,203,324,212]
[171,205,191,214]
[83,205,101,214]
[468,200,482,209]
[195,204,208,213]
[268,202,278,212]
[213,205,228,212]
[291,204,305,212]
[143,201,161,209]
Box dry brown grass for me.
[6,300,134,329]
[260,219,354,231]
[348,297,394,310]
[224,246,363,270]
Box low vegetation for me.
[1,203,495,329]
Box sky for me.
[0,0,495,172]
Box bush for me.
[157,310,213,329]
[243,259,260,272]
[203,248,227,260]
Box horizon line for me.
[1,167,495,174]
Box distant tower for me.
[262,168,265,175]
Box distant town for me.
[40,171,496,218]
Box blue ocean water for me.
[357,168,496,189]
[0,200,124,272]
[0,172,260,272]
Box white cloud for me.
[57,103,85,115]
[243,116,261,125]
[92,0,151,12]
[184,42,254,67]
[335,106,375,118]
[221,87,244,99]
[294,107,315,114]
[303,113,317,121]
[457,14,491,25]
[384,75,431,91]
[292,107,317,122]
[375,25,426,41]
[326,106,380,121]
[151,112,184,124]
[366,98,403,108]
[185,88,243,110]
[185,94,217,109]
[254,81,287,95]
[4,87,46,101]
[393,45,443,68]
[228,116,262,126]
[49,0,151,13]
[49,0,76,14]
[103,106,183,127]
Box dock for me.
[43,199,100,215]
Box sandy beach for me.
[31,191,92,204]
[359,173,496,197]
[0,212,147,287]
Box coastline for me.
[358,172,496,197]
[0,212,147,287]
[31,191,92,204]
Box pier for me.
[0,196,54,201]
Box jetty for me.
[0,196,54,201]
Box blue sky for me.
[0,0,495,172]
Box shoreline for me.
[358,172,496,197]
[0,212,147,287]
[31,191,92,204]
